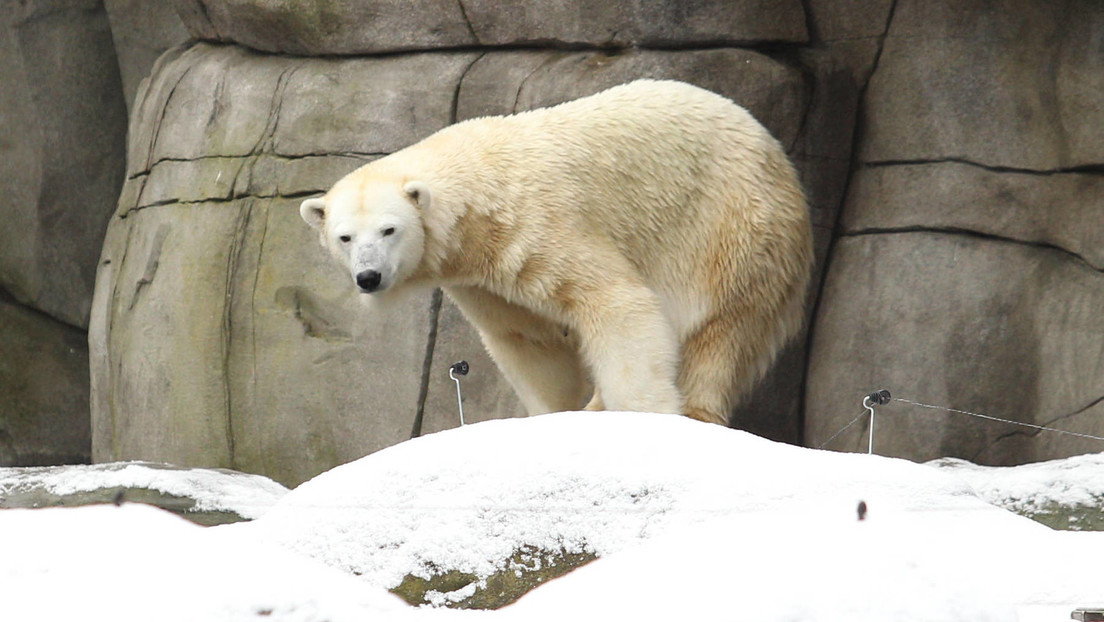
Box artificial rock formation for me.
[805,0,1104,463]
[3,0,1100,481]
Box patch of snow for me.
[426,581,482,608]
[0,503,429,622]
[929,454,1104,515]
[0,461,289,519]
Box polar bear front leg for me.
[572,283,683,415]
[444,286,592,415]
[478,326,592,415]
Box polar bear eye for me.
[338,234,352,243]
[381,227,395,237]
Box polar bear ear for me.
[403,181,432,210]
[299,197,327,230]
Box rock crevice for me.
[863,158,1104,177]
[840,227,1104,274]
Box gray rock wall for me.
[4,0,1101,481]
[0,0,127,465]
[104,0,191,112]
[805,0,1104,463]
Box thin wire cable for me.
[895,397,1104,443]
[817,409,870,450]
[818,394,1104,451]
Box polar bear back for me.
[388,79,810,336]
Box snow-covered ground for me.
[2,411,1103,621]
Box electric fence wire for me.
[816,409,871,450]
[894,397,1104,443]
[819,393,1104,451]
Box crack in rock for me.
[975,394,1104,459]
[143,63,196,174]
[456,0,479,45]
[247,205,272,464]
[512,54,561,114]
[127,223,171,311]
[118,189,326,220]
[839,226,1104,274]
[273,287,352,343]
[1042,394,1104,429]
[452,51,487,123]
[219,200,258,466]
[861,0,899,92]
[863,157,1104,177]
[193,0,219,39]
[128,151,388,181]
[251,62,304,158]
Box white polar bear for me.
[300,79,813,425]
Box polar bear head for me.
[300,177,430,294]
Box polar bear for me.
[300,79,812,425]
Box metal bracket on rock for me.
[862,389,891,455]
[449,361,469,426]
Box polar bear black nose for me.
[356,270,382,293]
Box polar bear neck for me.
[385,121,534,289]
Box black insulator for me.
[450,361,469,376]
[866,389,891,406]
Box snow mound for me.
[237,411,987,592]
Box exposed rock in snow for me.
[0,461,288,525]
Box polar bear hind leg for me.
[676,313,748,425]
[677,290,804,426]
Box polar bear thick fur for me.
[300,79,812,425]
